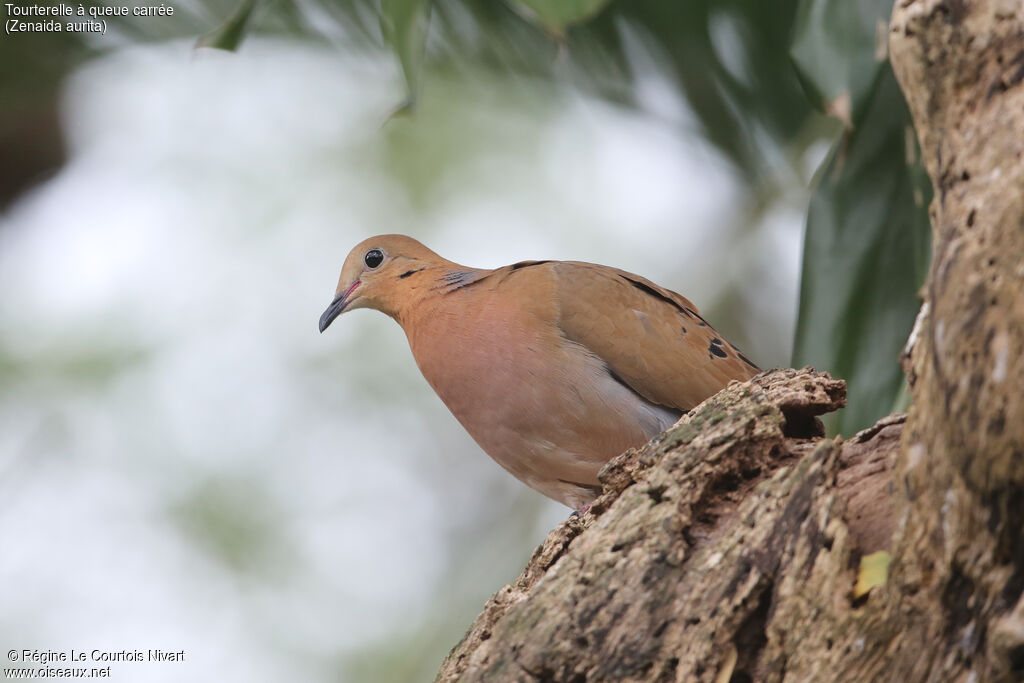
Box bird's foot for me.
[570,502,593,517]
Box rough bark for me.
[436,1,1024,680]
[439,369,902,682]
[887,0,1024,679]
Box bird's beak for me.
[319,281,360,333]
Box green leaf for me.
[792,66,931,437]
[504,0,612,38]
[854,550,891,598]
[791,0,931,436]
[790,0,890,125]
[196,0,257,52]
[381,0,432,108]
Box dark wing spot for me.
[510,260,552,270]
[709,340,728,359]
[399,268,425,279]
[621,275,686,313]
[680,325,687,334]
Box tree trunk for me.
[885,0,1024,679]
[436,1,1024,680]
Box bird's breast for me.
[399,293,678,498]
[404,297,556,423]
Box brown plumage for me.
[319,235,759,508]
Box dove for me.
[319,235,759,509]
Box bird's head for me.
[319,234,447,332]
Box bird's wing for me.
[547,261,760,411]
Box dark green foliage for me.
[790,0,931,435]
[794,69,931,435]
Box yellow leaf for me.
[854,550,891,599]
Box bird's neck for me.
[392,263,491,327]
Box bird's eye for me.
[364,249,384,269]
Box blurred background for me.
[0,0,926,680]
